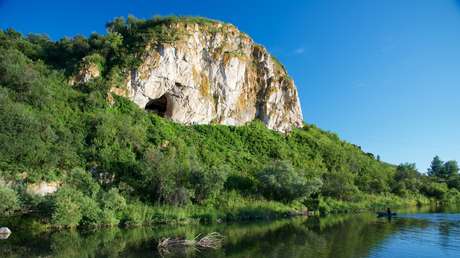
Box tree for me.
[443,161,459,178]
[256,161,322,203]
[428,156,444,178]
[420,181,449,200]
[140,145,194,206]
[394,163,419,181]
[392,163,421,196]
[447,175,460,191]
[322,170,358,200]
[189,165,228,204]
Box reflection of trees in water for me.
[437,220,460,250]
[0,214,445,258]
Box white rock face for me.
[113,22,303,132]
[26,181,59,196]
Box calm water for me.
[1,208,460,258]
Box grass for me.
[318,193,431,214]
[121,199,297,226]
[118,193,432,227]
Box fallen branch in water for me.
[158,232,224,254]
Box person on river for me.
[387,207,392,216]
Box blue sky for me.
[1,0,460,171]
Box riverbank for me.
[1,192,439,230]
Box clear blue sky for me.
[1,0,460,171]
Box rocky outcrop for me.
[84,20,303,132]
[69,55,102,85]
[26,181,59,196]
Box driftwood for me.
[158,232,224,254]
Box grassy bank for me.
[6,191,438,229]
[318,194,431,214]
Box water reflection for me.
[1,210,460,258]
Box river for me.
[1,207,459,257]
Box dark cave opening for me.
[145,95,168,117]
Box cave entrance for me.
[145,95,168,117]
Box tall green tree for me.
[391,163,421,196]
[443,160,459,178]
[428,156,444,178]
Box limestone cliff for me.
[106,21,303,132]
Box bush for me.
[51,187,83,227]
[189,165,228,204]
[255,161,322,203]
[421,181,449,199]
[79,195,102,226]
[122,202,153,226]
[66,167,100,198]
[99,209,119,226]
[100,188,126,212]
[0,186,21,216]
[321,170,358,200]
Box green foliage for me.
[443,160,459,178]
[421,181,449,200]
[321,170,358,200]
[51,187,84,227]
[100,188,127,212]
[318,193,429,214]
[255,161,322,203]
[0,186,21,216]
[428,156,444,177]
[428,156,459,180]
[447,175,460,190]
[139,145,193,205]
[391,163,422,196]
[80,53,105,72]
[66,167,100,198]
[79,195,102,226]
[123,201,152,226]
[189,165,229,204]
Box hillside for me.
[0,16,449,227]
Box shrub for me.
[99,209,119,226]
[100,188,126,212]
[189,165,228,204]
[80,53,105,72]
[421,181,449,199]
[51,187,84,227]
[256,161,322,203]
[79,195,102,226]
[321,170,358,200]
[123,202,153,226]
[0,186,21,216]
[66,167,100,198]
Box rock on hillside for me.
[96,20,304,132]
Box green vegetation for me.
[1,16,460,228]
[0,186,21,216]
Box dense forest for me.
[1,16,460,228]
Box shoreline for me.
[1,195,441,231]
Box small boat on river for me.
[376,211,397,218]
